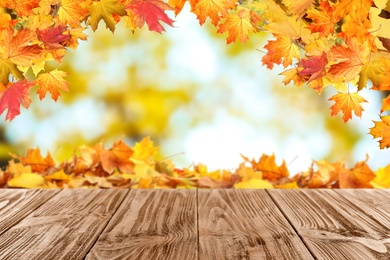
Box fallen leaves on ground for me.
[0,137,388,189]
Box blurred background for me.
[1,5,389,174]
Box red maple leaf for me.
[0,80,35,121]
[126,0,174,33]
[298,52,327,81]
[36,25,70,50]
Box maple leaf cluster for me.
[0,137,389,189]
[1,0,390,149]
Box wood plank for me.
[0,189,58,235]
[335,189,390,227]
[198,189,313,259]
[269,189,390,260]
[87,189,198,260]
[0,189,128,260]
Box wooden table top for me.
[0,189,389,259]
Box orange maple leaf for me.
[328,38,371,82]
[4,0,40,16]
[0,80,34,121]
[125,0,174,33]
[168,0,198,16]
[381,94,390,114]
[217,8,257,44]
[243,154,289,182]
[0,29,42,84]
[20,147,56,173]
[283,0,314,17]
[192,0,236,26]
[339,156,375,188]
[100,139,134,174]
[306,0,338,37]
[307,160,343,188]
[369,115,390,149]
[262,35,300,69]
[333,0,373,19]
[328,92,367,122]
[35,69,69,101]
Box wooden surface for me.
[0,189,388,259]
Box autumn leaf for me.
[381,94,390,113]
[328,38,371,82]
[262,35,300,69]
[339,156,375,188]
[306,1,337,37]
[100,139,134,174]
[307,160,343,188]
[334,0,373,18]
[57,0,89,27]
[0,80,35,121]
[0,29,42,84]
[20,147,55,173]
[36,25,70,50]
[7,173,44,188]
[132,136,159,162]
[283,0,314,17]
[370,115,390,149]
[88,0,127,32]
[45,170,70,182]
[192,0,236,26]
[371,165,390,188]
[35,69,69,101]
[234,178,273,189]
[168,0,198,15]
[243,154,289,182]
[217,8,257,44]
[4,0,40,16]
[125,0,174,33]
[328,92,367,122]
[298,52,327,82]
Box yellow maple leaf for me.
[328,92,367,122]
[36,69,69,101]
[44,170,70,182]
[8,173,44,188]
[7,160,32,178]
[88,0,127,32]
[217,8,256,44]
[132,136,159,162]
[370,115,390,149]
[234,178,273,189]
[58,0,89,27]
[262,0,311,41]
[371,164,390,188]
[192,0,236,26]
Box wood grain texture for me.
[198,189,313,259]
[269,189,390,260]
[0,189,58,235]
[0,189,128,260]
[87,189,198,260]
